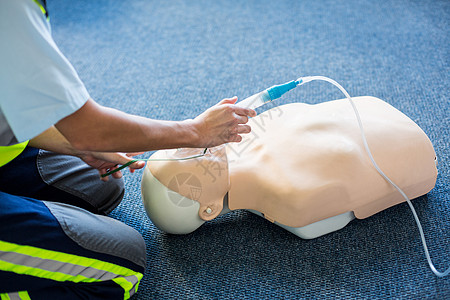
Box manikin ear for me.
[198,203,222,221]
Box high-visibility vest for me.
[33,0,49,20]
[0,141,29,167]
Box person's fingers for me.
[104,165,122,179]
[112,153,136,165]
[107,154,144,171]
[99,169,109,182]
[126,152,145,157]
[236,124,251,134]
[128,160,145,170]
[234,113,248,124]
[217,96,238,106]
[111,169,123,179]
[233,106,256,117]
[228,135,243,143]
[90,152,130,167]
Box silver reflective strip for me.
[127,275,140,297]
[2,292,22,300]
[0,251,116,281]
[1,291,29,300]
[129,275,139,287]
[0,250,140,294]
[8,292,20,300]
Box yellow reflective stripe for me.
[0,240,142,296]
[32,0,48,20]
[17,292,30,300]
[113,277,133,300]
[0,141,28,167]
[0,293,10,300]
[135,275,141,293]
[0,291,30,300]
[0,260,97,283]
[114,274,143,300]
[0,240,136,278]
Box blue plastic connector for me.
[266,80,300,101]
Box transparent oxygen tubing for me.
[295,76,449,278]
[100,148,208,177]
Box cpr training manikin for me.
[140,76,448,277]
[142,96,437,237]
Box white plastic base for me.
[142,166,355,238]
[247,210,355,239]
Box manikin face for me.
[141,97,437,236]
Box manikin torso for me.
[141,96,437,237]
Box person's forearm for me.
[55,99,199,153]
[28,125,146,180]
[28,125,84,156]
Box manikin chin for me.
[141,96,437,238]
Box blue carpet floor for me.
[48,0,449,298]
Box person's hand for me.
[78,151,146,181]
[192,97,256,148]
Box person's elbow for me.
[55,99,106,151]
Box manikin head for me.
[141,146,230,234]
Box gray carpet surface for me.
[48,0,449,298]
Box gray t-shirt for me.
[0,0,90,146]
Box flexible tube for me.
[101,148,207,177]
[296,75,449,277]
